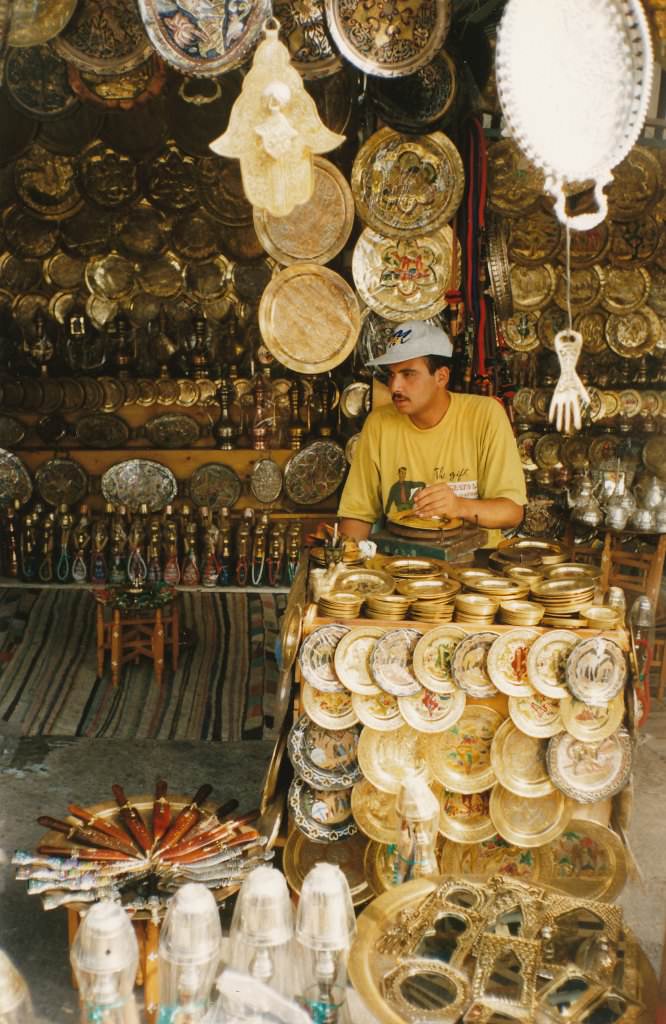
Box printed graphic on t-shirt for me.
[384,467,426,514]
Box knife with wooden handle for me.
[152,779,171,843]
[67,804,141,852]
[111,784,153,853]
[155,784,213,852]
[158,807,258,859]
[37,817,139,859]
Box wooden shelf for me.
[0,578,291,594]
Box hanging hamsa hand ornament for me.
[496,0,653,230]
[209,18,346,217]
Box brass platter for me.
[144,414,200,449]
[352,691,402,731]
[573,309,608,354]
[602,266,651,314]
[490,719,554,799]
[38,101,103,158]
[196,155,253,229]
[5,44,78,119]
[43,252,85,290]
[147,143,199,212]
[54,0,153,75]
[138,252,184,299]
[412,624,466,694]
[559,693,625,744]
[283,829,373,907]
[540,817,627,901]
[510,263,556,311]
[536,303,568,350]
[398,688,466,734]
[85,252,136,301]
[185,257,230,301]
[351,128,464,236]
[508,689,564,739]
[101,459,178,512]
[0,449,32,505]
[77,142,140,209]
[253,157,354,265]
[357,724,431,795]
[502,311,540,352]
[440,836,545,883]
[59,204,111,258]
[606,307,661,358]
[0,416,25,449]
[367,49,457,132]
[487,139,544,216]
[353,225,453,321]
[647,267,666,317]
[606,145,661,221]
[324,0,451,77]
[434,783,497,845]
[74,413,129,449]
[35,456,88,506]
[302,682,359,731]
[172,209,220,262]
[273,0,341,79]
[189,463,241,509]
[259,263,360,373]
[335,568,395,597]
[138,0,270,75]
[567,220,610,266]
[486,628,539,698]
[351,777,401,844]
[489,784,574,847]
[526,629,579,699]
[609,215,660,265]
[546,728,633,804]
[8,0,76,46]
[333,625,383,696]
[283,440,346,505]
[3,206,58,259]
[424,706,503,794]
[553,265,605,313]
[116,201,170,261]
[508,207,562,264]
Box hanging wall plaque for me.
[0,450,32,505]
[353,226,453,322]
[368,50,457,133]
[5,45,79,119]
[54,0,153,75]
[8,0,76,47]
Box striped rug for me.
[0,589,287,741]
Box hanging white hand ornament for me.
[549,330,590,434]
[496,0,653,230]
[209,18,346,217]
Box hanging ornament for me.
[496,0,653,230]
[209,18,345,217]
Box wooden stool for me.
[96,600,180,687]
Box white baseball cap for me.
[368,320,453,366]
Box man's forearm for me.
[338,518,372,541]
[456,497,524,530]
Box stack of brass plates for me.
[542,562,602,583]
[395,577,459,602]
[491,537,569,568]
[382,556,444,579]
[454,592,498,625]
[504,565,545,588]
[499,599,545,626]
[530,577,596,622]
[363,594,411,620]
[463,575,529,600]
[309,546,363,568]
[409,599,455,623]
[318,590,364,619]
[335,568,395,597]
[583,605,619,628]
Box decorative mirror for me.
[472,934,539,1018]
[382,958,470,1023]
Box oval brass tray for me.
[189,463,241,508]
[8,0,76,46]
[254,156,353,265]
[5,44,79,120]
[324,0,450,77]
[35,456,88,506]
[259,263,360,373]
[489,783,573,848]
[138,0,270,75]
[0,449,32,505]
[144,413,199,449]
[353,225,453,321]
[424,705,503,795]
[101,458,177,512]
[351,128,464,237]
[74,412,129,449]
[54,0,153,75]
[546,728,632,804]
[249,458,283,504]
[283,440,346,505]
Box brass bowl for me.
[582,605,619,628]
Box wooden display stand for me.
[95,600,179,687]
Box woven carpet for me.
[0,589,287,741]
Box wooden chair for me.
[95,599,180,687]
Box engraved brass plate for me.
[8,0,76,46]
[54,0,153,75]
[353,225,453,321]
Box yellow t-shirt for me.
[338,393,527,544]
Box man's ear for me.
[436,366,450,388]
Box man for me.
[337,320,526,544]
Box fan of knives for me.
[13,780,272,913]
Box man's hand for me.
[412,482,463,521]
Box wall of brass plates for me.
[348,875,655,1023]
[488,138,666,539]
[283,548,635,912]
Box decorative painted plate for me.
[486,628,540,697]
[435,785,496,845]
[101,458,177,512]
[357,724,431,795]
[424,706,503,795]
[54,0,153,75]
[451,631,499,699]
[440,834,545,883]
[546,728,632,804]
[144,414,199,449]
[188,463,241,509]
[35,457,88,507]
[288,776,356,843]
[351,128,464,237]
[508,689,564,739]
[559,693,625,744]
[324,0,451,78]
[367,49,457,132]
[369,627,422,697]
[351,778,401,844]
[398,687,466,734]
[565,637,627,706]
[351,691,402,732]
[298,623,349,693]
[0,449,32,505]
[333,625,383,696]
[352,225,453,321]
[335,568,394,598]
[138,0,270,75]
[287,713,362,790]
[259,264,360,373]
[490,719,554,799]
[283,829,372,905]
[254,156,353,266]
[526,629,578,699]
[489,784,573,848]
[540,818,627,901]
[74,413,129,449]
[412,625,466,694]
[302,682,359,731]
[284,441,346,505]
